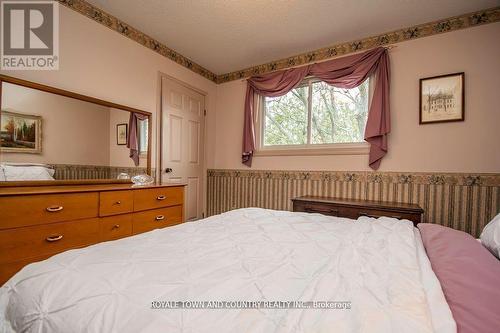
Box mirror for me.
[0,75,152,184]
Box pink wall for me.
[214,22,500,173]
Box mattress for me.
[0,208,455,333]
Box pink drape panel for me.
[127,112,148,166]
[242,47,390,170]
[243,66,310,166]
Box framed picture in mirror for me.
[0,110,42,153]
[116,123,128,145]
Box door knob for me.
[165,168,173,173]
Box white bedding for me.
[0,164,55,181]
[0,208,455,333]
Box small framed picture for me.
[420,72,464,124]
[1,111,42,153]
[116,123,128,145]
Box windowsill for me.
[254,142,370,157]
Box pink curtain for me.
[242,47,390,170]
[127,112,148,166]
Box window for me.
[259,78,370,154]
[139,119,148,154]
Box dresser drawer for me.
[0,218,99,264]
[0,193,99,229]
[293,198,422,226]
[99,190,134,216]
[294,201,343,217]
[0,253,53,285]
[132,205,183,235]
[100,215,133,242]
[133,186,183,211]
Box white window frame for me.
[255,77,371,156]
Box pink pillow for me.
[418,223,500,333]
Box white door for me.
[161,76,205,221]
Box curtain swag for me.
[242,47,390,170]
[127,112,148,166]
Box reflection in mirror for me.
[0,81,150,182]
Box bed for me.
[0,208,497,332]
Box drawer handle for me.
[155,215,165,221]
[112,224,120,229]
[114,201,122,205]
[156,195,166,201]
[46,235,63,242]
[359,212,402,219]
[46,206,63,213]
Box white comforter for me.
[0,208,454,333]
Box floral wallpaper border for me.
[207,169,500,187]
[59,1,499,84]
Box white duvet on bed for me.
[0,208,454,333]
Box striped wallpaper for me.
[52,164,154,180]
[207,169,500,237]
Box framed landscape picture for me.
[419,72,464,124]
[0,111,42,153]
[116,123,128,145]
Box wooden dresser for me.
[292,196,423,225]
[0,183,185,284]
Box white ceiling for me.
[87,0,499,74]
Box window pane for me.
[311,80,369,144]
[139,119,148,153]
[264,86,308,146]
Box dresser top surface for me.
[292,195,424,213]
[0,183,185,196]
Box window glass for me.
[311,80,368,144]
[139,119,148,153]
[262,79,369,147]
[263,86,308,146]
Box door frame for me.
[157,72,208,218]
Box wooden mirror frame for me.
[0,74,152,187]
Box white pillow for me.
[2,165,55,181]
[1,163,55,176]
[480,213,500,259]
